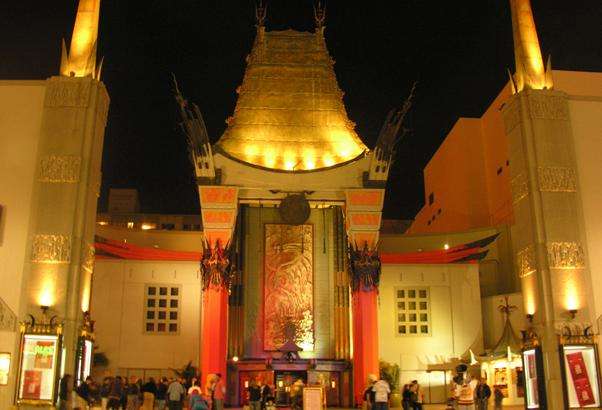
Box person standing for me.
[142,377,157,410]
[213,373,226,410]
[372,377,391,410]
[167,377,186,410]
[107,376,123,410]
[156,377,169,410]
[363,375,377,410]
[248,380,262,410]
[475,378,491,410]
[493,386,504,410]
[100,377,112,410]
[57,374,73,410]
[456,377,478,410]
[126,376,141,410]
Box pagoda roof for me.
[216,28,367,171]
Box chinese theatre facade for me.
[174,7,408,406]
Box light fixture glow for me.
[127,222,134,229]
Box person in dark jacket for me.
[107,376,123,410]
[57,374,73,410]
[401,384,411,410]
[126,376,141,410]
[156,377,169,410]
[475,378,492,410]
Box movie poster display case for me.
[14,313,63,407]
[559,344,602,408]
[74,312,95,386]
[521,346,547,409]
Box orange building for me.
[408,70,602,235]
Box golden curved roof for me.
[216,28,367,171]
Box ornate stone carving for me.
[38,155,81,183]
[0,297,17,332]
[31,234,72,263]
[547,242,585,269]
[348,242,381,291]
[44,77,91,107]
[517,245,536,278]
[538,167,577,192]
[201,239,233,290]
[528,93,569,120]
[511,173,529,204]
[82,243,95,273]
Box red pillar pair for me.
[200,285,229,388]
[352,288,379,405]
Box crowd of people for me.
[56,372,226,410]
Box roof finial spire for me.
[60,0,102,79]
[314,1,326,33]
[508,0,552,93]
[255,0,267,28]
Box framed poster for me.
[0,352,10,385]
[303,387,324,410]
[17,334,61,404]
[522,347,546,409]
[561,344,602,408]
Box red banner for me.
[566,351,596,407]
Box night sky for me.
[1,1,600,219]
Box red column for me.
[200,285,229,388]
[352,288,379,405]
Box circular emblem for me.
[278,194,310,225]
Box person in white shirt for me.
[372,378,391,410]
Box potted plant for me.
[380,361,401,408]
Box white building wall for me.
[91,260,201,378]
[379,263,482,403]
[0,81,45,409]
[570,97,602,324]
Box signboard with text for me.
[17,334,60,404]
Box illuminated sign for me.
[17,334,60,403]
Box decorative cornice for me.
[38,155,81,183]
[547,242,585,269]
[31,234,72,264]
[538,166,577,192]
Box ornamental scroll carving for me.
[547,242,585,269]
[538,167,577,192]
[511,173,529,204]
[82,243,95,273]
[44,77,91,107]
[0,296,17,332]
[38,155,81,183]
[31,234,72,263]
[517,245,536,278]
[528,93,569,120]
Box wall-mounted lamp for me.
[331,380,336,389]
[232,356,239,363]
[568,309,578,320]
[526,313,534,323]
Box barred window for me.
[144,284,181,334]
[396,287,430,336]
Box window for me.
[428,193,435,205]
[396,287,431,336]
[144,284,181,334]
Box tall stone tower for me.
[502,1,595,408]
[16,0,109,400]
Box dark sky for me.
[1,1,600,219]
